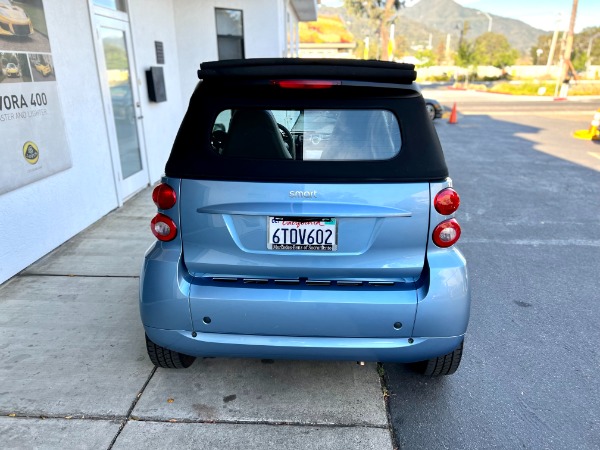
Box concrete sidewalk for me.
[0,188,393,450]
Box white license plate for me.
[267,217,337,251]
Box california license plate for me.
[268,217,337,251]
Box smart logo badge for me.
[23,141,39,164]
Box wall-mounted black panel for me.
[146,66,167,102]
[155,41,165,64]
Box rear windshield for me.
[211,109,401,161]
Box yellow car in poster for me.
[0,0,34,37]
[34,60,52,76]
[5,62,20,77]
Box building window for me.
[93,0,127,12]
[215,8,244,60]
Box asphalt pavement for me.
[384,91,600,449]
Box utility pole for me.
[546,14,562,72]
[477,11,492,33]
[557,0,578,98]
[380,0,396,61]
[388,23,395,61]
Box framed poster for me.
[0,0,71,195]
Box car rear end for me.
[140,59,470,372]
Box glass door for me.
[94,14,148,201]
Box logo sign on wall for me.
[0,0,71,195]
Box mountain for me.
[399,0,545,53]
[318,0,546,55]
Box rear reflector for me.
[152,183,177,210]
[151,213,177,241]
[272,80,341,89]
[434,188,460,215]
[432,218,461,248]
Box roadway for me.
[384,88,600,449]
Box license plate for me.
[268,217,337,251]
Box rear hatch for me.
[180,180,429,280]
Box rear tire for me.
[145,334,196,369]
[414,340,463,376]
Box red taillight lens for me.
[272,80,341,89]
[152,183,176,210]
[432,219,461,248]
[151,213,177,241]
[434,188,460,215]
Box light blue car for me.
[140,58,470,376]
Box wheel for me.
[277,123,295,158]
[425,103,436,121]
[145,334,196,369]
[413,340,463,376]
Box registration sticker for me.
[268,217,337,251]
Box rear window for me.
[211,109,401,161]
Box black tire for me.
[414,340,463,376]
[145,334,196,369]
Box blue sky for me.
[454,0,599,32]
[321,0,600,33]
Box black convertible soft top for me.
[166,58,448,183]
[198,58,417,84]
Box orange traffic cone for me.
[448,102,458,124]
[573,109,600,141]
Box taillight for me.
[152,183,176,209]
[432,219,461,248]
[272,80,341,89]
[151,213,177,241]
[434,188,460,215]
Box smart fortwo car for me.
[0,0,34,37]
[140,59,470,376]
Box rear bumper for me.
[140,242,470,362]
[145,326,464,363]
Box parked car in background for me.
[0,0,34,37]
[5,62,19,77]
[141,58,470,377]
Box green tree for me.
[415,48,436,67]
[344,0,405,60]
[571,26,600,71]
[456,41,476,67]
[530,33,553,65]
[473,32,518,68]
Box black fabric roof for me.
[165,71,448,183]
[198,58,417,84]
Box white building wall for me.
[128,0,185,183]
[173,0,286,101]
[0,1,118,283]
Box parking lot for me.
[1,89,600,449]
[386,89,600,449]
